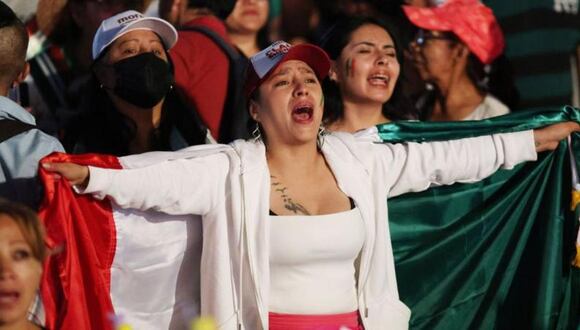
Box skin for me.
[226,0,269,57]
[248,60,351,215]
[97,29,168,154]
[329,24,400,133]
[43,61,580,212]
[0,215,41,330]
[409,30,485,121]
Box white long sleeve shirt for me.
[82,131,536,330]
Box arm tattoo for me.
[270,176,311,215]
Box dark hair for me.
[0,2,28,86]
[0,198,46,262]
[466,53,519,110]
[63,54,206,155]
[187,0,236,20]
[319,16,417,125]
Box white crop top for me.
[269,207,365,314]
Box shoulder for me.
[3,127,63,153]
[324,132,379,169]
[482,95,510,117]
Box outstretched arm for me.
[533,122,579,152]
[42,154,230,215]
[383,122,579,198]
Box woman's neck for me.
[118,102,163,154]
[227,32,260,58]
[328,100,388,133]
[266,142,322,177]
[430,72,483,121]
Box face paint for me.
[345,58,352,78]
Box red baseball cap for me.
[245,41,331,98]
[402,0,504,64]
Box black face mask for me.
[108,52,173,109]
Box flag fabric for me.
[382,106,580,329]
[38,152,203,330]
[38,107,580,330]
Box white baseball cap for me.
[245,41,331,97]
[92,10,178,60]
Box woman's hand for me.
[42,162,90,189]
[533,122,580,152]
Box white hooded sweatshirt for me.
[82,130,536,330]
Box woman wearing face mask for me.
[63,10,207,156]
[0,199,46,330]
[320,16,417,133]
[225,0,270,58]
[42,40,578,329]
[404,0,518,121]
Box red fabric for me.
[38,153,122,330]
[402,0,504,64]
[269,311,363,330]
[170,16,231,140]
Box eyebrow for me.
[117,38,163,47]
[352,41,396,50]
[272,66,315,78]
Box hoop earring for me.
[317,126,326,149]
[252,123,262,142]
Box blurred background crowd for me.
[0,0,578,329]
[3,0,579,160]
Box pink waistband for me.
[268,310,362,330]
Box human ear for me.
[12,62,30,88]
[455,43,469,60]
[249,99,261,122]
[328,60,340,82]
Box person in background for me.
[63,10,206,156]
[159,0,236,142]
[404,0,518,121]
[24,0,145,137]
[320,16,417,133]
[43,40,579,330]
[0,1,64,209]
[0,198,46,330]
[225,0,269,58]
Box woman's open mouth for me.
[0,290,20,308]
[368,73,390,87]
[292,103,314,124]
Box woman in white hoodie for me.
[44,40,577,330]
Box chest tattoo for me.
[270,176,311,215]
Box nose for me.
[293,81,309,97]
[0,256,14,280]
[376,54,389,66]
[409,41,421,54]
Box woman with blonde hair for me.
[0,198,46,330]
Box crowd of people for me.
[0,0,579,329]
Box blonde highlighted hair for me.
[0,198,46,262]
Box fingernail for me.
[42,163,51,169]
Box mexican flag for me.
[38,107,580,329]
[384,106,580,329]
